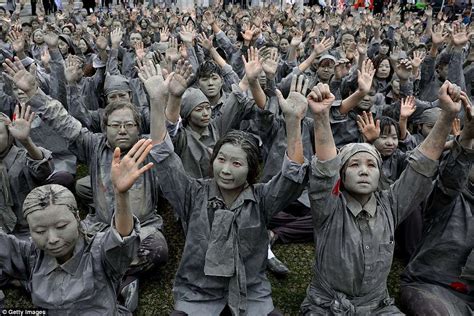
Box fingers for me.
[275,89,285,106]
[113,146,121,166]
[132,139,153,166]
[290,75,297,92]
[127,139,147,159]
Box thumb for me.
[113,147,121,165]
[29,63,37,76]
[275,89,285,105]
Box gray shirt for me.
[402,139,474,295]
[150,134,308,316]
[304,148,438,313]
[0,217,140,315]
[26,92,163,236]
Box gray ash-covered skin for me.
[401,138,474,315]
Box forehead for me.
[130,33,142,39]
[379,59,390,66]
[27,205,75,227]
[108,108,135,122]
[217,143,248,160]
[342,34,354,41]
[348,151,377,162]
[381,124,397,135]
[199,73,221,80]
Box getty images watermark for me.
[1,310,47,315]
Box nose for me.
[47,230,59,245]
[221,162,231,175]
[359,165,369,176]
[203,108,211,118]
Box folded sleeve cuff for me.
[407,148,439,178]
[150,133,175,163]
[110,215,141,243]
[311,155,341,178]
[282,153,309,183]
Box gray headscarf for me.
[339,143,382,169]
[180,88,210,120]
[417,107,441,125]
[104,75,131,96]
[23,184,77,219]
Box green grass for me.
[4,202,406,315]
[3,165,406,315]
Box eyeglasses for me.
[106,122,137,130]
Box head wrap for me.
[417,107,441,125]
[180,88,210,120]
[339,143,382,170]
[23,184,77,219]
[104,75,131,96]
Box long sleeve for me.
[48,48,67,109]
[26,91,101,163]
[258,153,308,222]
[26,147,54,182]
[447,49,466,91]
[308,155,343,227]
[0,232,34,281]
[106,48,122,76]
[149,133,201,223]
[418,56,436,99]
[67,84,102,132]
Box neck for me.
[189,123,207,135]
[219,186,244,207]
[208,93,221,106]
[348,192,372,207]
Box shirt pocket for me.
[377,239,395,273]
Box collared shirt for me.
[173,85,256,179]
[27,92,163,236]
[150,134,308,316]
[402,139,474,295]
[0,217,140,315]
[304,148,438,313]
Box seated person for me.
[301,81,461,314]
[0,138,153,314]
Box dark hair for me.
[196,61,222,80]
[210,130,260,185]
[372,55,394,81]
[379,116,400,139]
[101,101,142,133]
[380,39,393,55]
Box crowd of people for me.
[0,0,473,314]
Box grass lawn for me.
[3,164,406,315]
[3,201,406,315]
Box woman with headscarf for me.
[0,138,154,315]
[300,81,463,314]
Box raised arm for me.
[338,59,375,115]
[399,96,416,141]
[419,81,462,160]
[308,83,337,161]
[243,47,266,109]
[165,59,193,123]
[111,139,154,237]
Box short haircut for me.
[196,61,222,80]
[101,101,142,133]
[379,116,400,139]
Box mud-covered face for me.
[58,39,69,55]
[33,30,44,44]
[105,108,140,151]
[0,122,11,155]
[391,79,400,95]
[227,30,237,43]
[129,33,142,47]
[376,59,391,79]
[379,44,389,55]
[279,38,289,54]
[343,152,380,197]
[198,73,223,98]
[78,39,88,54]
[357,89,377,111]
[28,205,79,264]
[188,102,211,131]
[317,59,335,82]
[374,125,398,157]
[341,34,355,51]
[213,143,249,193]
[62,27,72,36]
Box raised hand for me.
[134,41,145,61]
[111,139,154,194]
[43,31,59,48]
[438,80,462,115]
[357,59,376,94]
[241,25,257,43]
[203,10,216,25]
[261,48,279,79]
[307,82,336,115]
[165,37,180,63]
[242,46,263,82]
[3,57,38,97]
[168,59,193,97]
[389,45,401,61]
[290,28,303,47]
[6,104,34,142]
[64,56,82,84]
[160,26,170,42]
[395,59,413,81]
[357,111,380,143]
[110,27,124,49]
[410,50,425,69]
[196,32,214,51]
[96,35,108,51]
[7,30,25,53]
[276,75,309,120]
[314,37,335,56]
[137,59,167,101]
[40,48,50,67]
[451,23,473,47]
[179,24,196,44]
[400,96,416,119]
[431,23,447,46]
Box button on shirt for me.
[150,134,308,316]
[304,148,438,312]
[0,217,140,315]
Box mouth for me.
[47,246,64,254]
[357,180,371,185]
[219,177,233,184]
